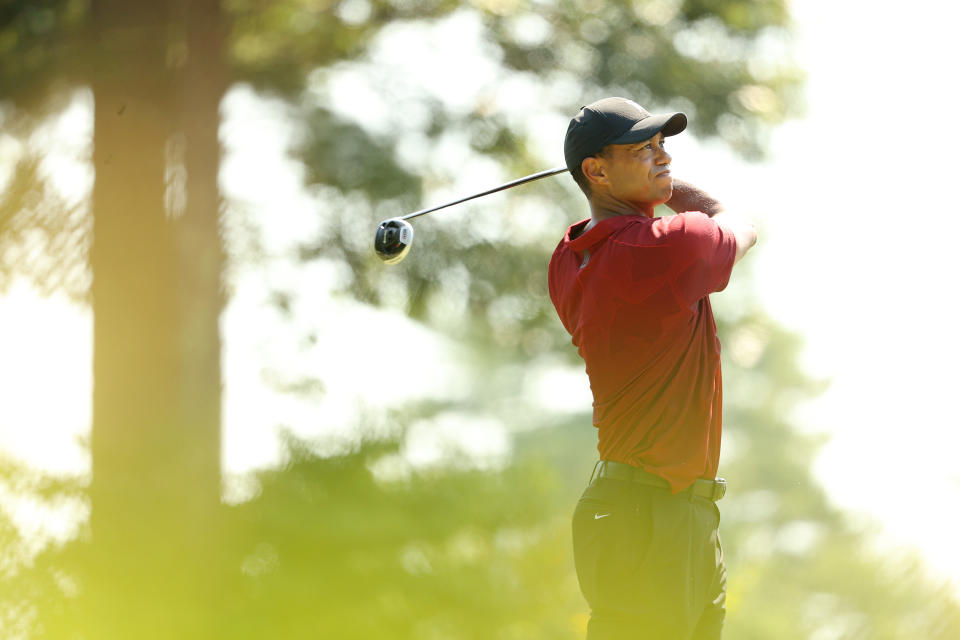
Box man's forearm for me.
[666,179,724,217]
[668,179,757,263]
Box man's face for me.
[597,132,673,209]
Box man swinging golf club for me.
[548,97,757,639]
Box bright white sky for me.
[1,0,958,592]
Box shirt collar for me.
[565,214,647,251]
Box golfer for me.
[548,97,757,639]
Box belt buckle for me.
[712,478,727,501]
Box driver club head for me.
[374,218,415,265]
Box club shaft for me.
[402,166,569,221]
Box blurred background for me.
[1,0,958,638]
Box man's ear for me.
[581,156,608,187]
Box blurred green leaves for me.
[0,152,89,299]
[216,432,577,639]
[0,0,88,108]
[299,107,422,199]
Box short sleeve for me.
[655,211,737,305]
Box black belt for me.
[593,460,727,502]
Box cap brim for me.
[609,112,687,145]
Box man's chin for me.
[655,184,673,207]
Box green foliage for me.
[481,0,803,155]
[0,153,89,299]
[0,0,88,108]
[11,409,960,638]
[216,432,581,639]
[299,107,423,200]
[683,0,789,33]
[0,456,85,638]
[225,0,465,96]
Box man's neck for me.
[588,194,655,224]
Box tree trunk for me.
[90,0,178,547]
[88,0,224,635]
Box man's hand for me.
[712,210,757,265]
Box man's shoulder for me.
[637,211,725,250]
[650,210,712,232]
[551,213,694,261]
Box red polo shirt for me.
[548,211,736,492]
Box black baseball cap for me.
[564,97,687,172]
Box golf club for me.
[374,166,569,264]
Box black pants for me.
[572,475,727,639]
